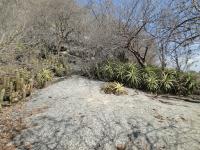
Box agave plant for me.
[160,72,176,93]
[112,82,125,94]
[146,75,159,93]
[114,63,126,81]
[125,64,141,88]
[183,73,198,95]
[102,61,115,80]
[144,66,157,75]
[102,82,127,95]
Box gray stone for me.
[13,76,200,150]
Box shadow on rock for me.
[13,113,200,150]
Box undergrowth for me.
[88,60,200,96]
[0,53,70,112]
[101,82,128,95]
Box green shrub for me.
[160,71,176,93]
[94,63,103,79]
[17,68,32,82]
[36,69,53,88]
[184,73,198,94]
[90,60,199,96]
[175,72,198,95]
[0,69,35,104]
[102,60,115,80]
[101,82,127,95]
[114,62,126,82]
[0,50,70,111]
[125,64,141,88]
[145,74,159,93]
[53,64,68,77]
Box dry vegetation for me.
[101,82,128,95]
[0,1,199,150]
[0,103,26,150]
[0,0,199,110]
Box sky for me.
[189,56,200,72]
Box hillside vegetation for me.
[88,60,200,95]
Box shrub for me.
[175,72,198,96]
[36,69,53,88]
[0,69,35,105]
[94,63,104,79]
[49,56,70,77]
[102,60,115,80]
[53,63,68,77]
[184,73,198,94]
[101,82,127,95]
[17,68,32,82]
[90,60,199,96]
[160,71,176,93]
[114,62,126,82]
[125,64,141,88]
[145,74,159,93]
[0,44,70,111]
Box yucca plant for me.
[179,73,198,95]
[102,61,115,80]
[91,60,199,95]
[114,62,126,81]
[160,72,176,93]
[146,75,159,93]
[144,66,162,76]
[113,82,126,95]
[102,82,127,95]
[142,66,159,90]
[186,73,197,92]
[125,64,141,88]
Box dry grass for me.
[0,102,48,150]
[0,103,26,150]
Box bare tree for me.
[86,0,158,67]
[0,0,199,71]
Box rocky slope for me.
[13,76,200,150]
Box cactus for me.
[8,82,14,102]
[0,89,5,112]
[3,76,10,88]
[22,84,28,99]
[16,76,25,91]
[15,72,21,91]
[36,69,53,88]
[20,78,25,89]
[29,78,34,91]
[9,82,14,94]
[10,91,19,103]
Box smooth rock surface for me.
[13,76,200,150]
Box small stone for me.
[116,144,126,150]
